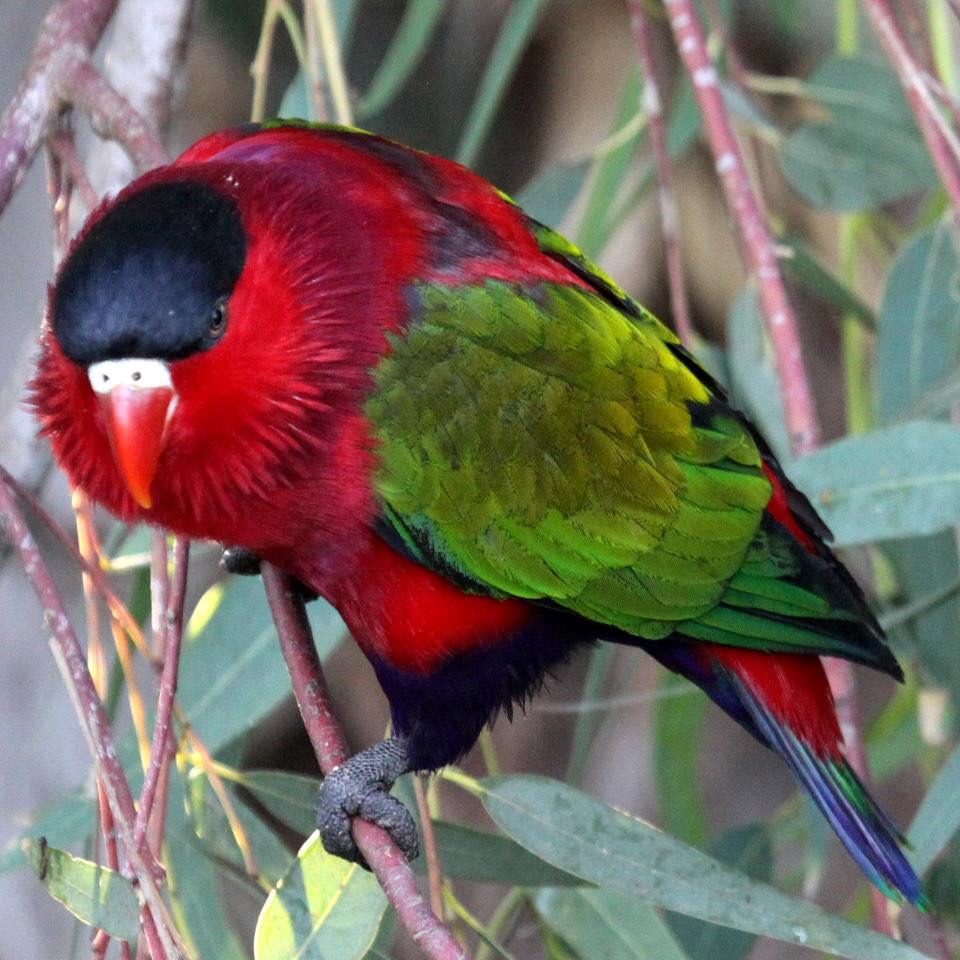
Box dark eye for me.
[208,296,228,337]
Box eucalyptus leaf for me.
[456,0,549,166]
[878,222,960,423]
[535,886,688,960]
[908,740,960,875]
[787,422,960,545]
[666,824,773,960]
[21,839,139,943]
[0,790,94,874]
[477,775,929,960]
[654,673,708,848]
[179,578,346,755]
[781,56,937,210]
[727,286,791,461]
[517,160,590,231]
[358,0,447,118]
[254,833,386,960]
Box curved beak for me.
[88,359,177,509]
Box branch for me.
[0,475,185,959]
[627,2,694,346]
[661,0,821,456]
[261,564,470,960]
[862,0,960,222]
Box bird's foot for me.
[315,737,419,867]
[219,546,319,600]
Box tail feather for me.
[641,639,927,908]
[731,672,927,908]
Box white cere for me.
[87,358,173,395]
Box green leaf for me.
[908,739,960,874]
[179,578,345,754]
[781,56,938,210]
[517,160,590,231]
[425,821,581,886]
[240,769,578,886]
[654,673,708,848]
[21,839,139,943]
[358,0,447,118]
[535,886,688,960]
[577,68,644,258]
[727,286,791,461]
[183,772,295,887]
[787,421,960,545]
[0,790,94,874]
[565,644,618,785]
[666,824,773,960]
[456,0,549,166]
[781,237,875,329]
[476,775,929,960]
[878,222,960,422]
[166,771,249,960]
[254,833,387,960]
[238,769,321,834]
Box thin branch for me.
[134,538,189,853]
[628,2,694,346]
[261,564,470,960]
[0,476,184,959]
[862,0,960,219]
[662,0,821,455]
[414,775,444,919]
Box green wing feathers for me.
[368,231,892,670]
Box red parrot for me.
[33,122,924,906]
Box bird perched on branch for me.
[33,122,925,907]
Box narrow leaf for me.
[255,833,387,960]
[21,839,139,943]
[478,775,929,960]
[359,0,447,117]
[787,421,960,545]
[780,56,937,210]
[535,887,688,960]
[456,0,548,166]
[909,741,960,874]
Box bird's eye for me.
[208,297,228,338]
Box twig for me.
[662,0,821,455]
[628,2,694,346]
[862,0,960,219]
[261,564,470,960]
[0,476,184,959]
[414,776,444,919]
[134,538,189,854]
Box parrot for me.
[32,121,925,907]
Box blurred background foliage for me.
[2,0,960,958]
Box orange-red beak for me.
[88,359,176,509]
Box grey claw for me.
[314,737,417,867]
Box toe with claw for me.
[315,737,419,866]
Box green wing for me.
[367,228,887,665]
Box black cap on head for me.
[53,180,248,366]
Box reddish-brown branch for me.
[0,477,184,959]
[413,776,444,919]
[261,564,469,960]
[628,2,694,346]
[662,0,821,455]
[135,538,189,854]
[862,0,960,218]
[0,0,117,215]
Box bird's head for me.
[32,145,403,539]
[49,178,247,509]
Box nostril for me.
[132,371,142,382]
[102,374,109,384]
